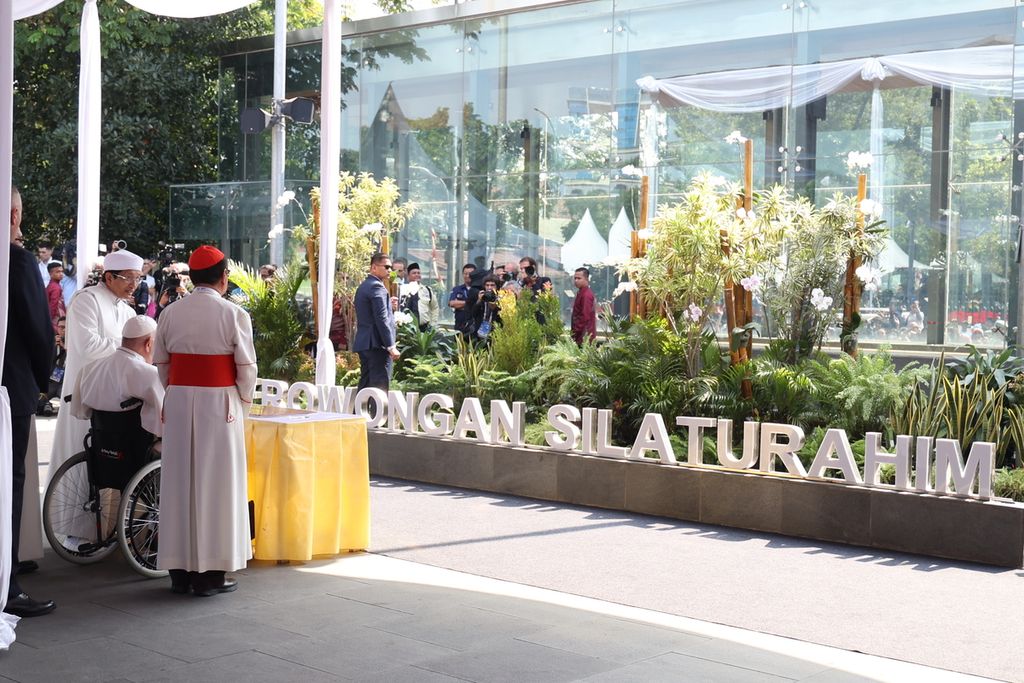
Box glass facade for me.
[189,0,1024,347]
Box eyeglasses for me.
[111,273,143,284]
[377,263,393,271]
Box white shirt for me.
[71,346,165,437]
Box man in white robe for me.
[47,250,141,484]
[154,246,256,597]
[71,316,164,439]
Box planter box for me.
[368,431,1024,568]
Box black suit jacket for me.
[2,244,55,417]
[352,275,396,352]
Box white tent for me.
[607,207,633,261]
[874,237,930,272]
[2,0,344,648]
[560,208,608,273]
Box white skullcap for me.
[103,249,143,272]
[122,315,157,339]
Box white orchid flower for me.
[636,228,654,240]
[740,275,762,292]
[724,131,748,145]
[686,303,703,322]
[859,198,883,219]
[276,190,296,208]
[612,281,638,298]
[394,311,414,326]
[359,222,383,235]
[845,151,873,171]
[267,223,284,239]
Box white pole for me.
[270,0,287,267]
[315,0,341,386]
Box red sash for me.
[168,353,236,387]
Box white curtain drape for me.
[315,0,341,387]
[13,0,63,20]
[123,0,255,18]
[638,45,1017,112]
[76,0,100,287]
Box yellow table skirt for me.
[245,414,369,560]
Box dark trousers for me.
[357,350,392,391]
[9,414,30,597]
[169,569,225,591]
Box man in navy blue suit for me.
[2,186,56,617]
[353,252,399,391]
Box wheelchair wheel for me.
[43,452,119,564]
[118,460,167,578]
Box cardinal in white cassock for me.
[153,245,257,597]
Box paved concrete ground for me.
[0,417,1009,682]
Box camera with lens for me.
[524,265,536,277]
[501,271,515,283]
[113,239,127,252]
[482,289,498,303]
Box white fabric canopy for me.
[637,45,1017,113]
[607,207,633,261]
[315,0,341,386]
[124,0,255,18]
[561,209,608,273]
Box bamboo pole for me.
[308,196,321,338]
[842,173,868,357]
[636,176,650,319]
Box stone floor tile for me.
[230,593,410,639]
[368,603,550,651]
[516,616,712,664]
[578,651,796,682]
[669,637,830,679]
[415,637,619,683]
[134,650,342,683]
[350,664,469,682]
[0,636,182,683]
[111,612,313,663]
[11,601,152,648]
[798,669,889,682]
[256,628,459,679]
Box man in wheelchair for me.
[71,315,164,444]
[67,314,163,529]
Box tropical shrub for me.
[229,262,310,380]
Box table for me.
[245,409,369,561]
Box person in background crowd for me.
[154,245,257,597]
[518,256,552,298]
[448,263,476,337]
[47,249,139,490]
[3,185,57,618]
[329,296,347,351]
[571,267,597,345]
[906,299,925,334]
[36,241,57,286]
[258,264,277,282]
[45,261,66,331]
[146,285,157,317]
[391,257,407,286]
[467,275,502,344]
[400,262,440,330]
[353,253,400,391]
[59,257,78,307]
[131,276,149,315]
[142,258,158,290]
[42,316,68,415]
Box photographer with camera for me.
[156,263,190,320]
[468,275,502,343]
[518,256,552,298]
[448,263,477,338]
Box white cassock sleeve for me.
[125,363,165,437]
[153,322,170,388]
[233,308,257,404]
[67,293,118,364]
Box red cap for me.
[188,245,225,271]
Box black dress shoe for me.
[4,593,56,617]
[193,577,237,598]
[16,560,39,576]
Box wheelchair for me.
[42,398,165,578]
